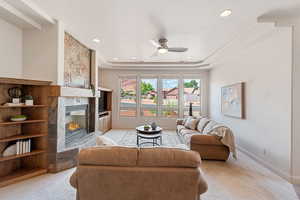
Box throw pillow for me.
[183,116,193,125]
[184,118,198,130]
[203,120,218,134]
[96,136,117,146]
[197,118,210,132]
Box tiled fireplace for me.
[65,104,90,148]
[48,96,97,173]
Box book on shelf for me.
[16,139,31,155]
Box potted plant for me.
[24,95,34,106]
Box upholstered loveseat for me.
[70,146,208,200]
[177,117,236,161]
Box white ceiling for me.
[17,0,300,65]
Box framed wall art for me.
[221,82,245,119]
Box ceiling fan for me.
[150,38,188,56]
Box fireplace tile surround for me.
[57,97,90,152]
[48,94,98,172]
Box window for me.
[119,76,202,118]
[140,78,158,117]
[119,78,137,117]
[183,79,201,117]
[161,79,179,118]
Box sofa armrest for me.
[176,119,185,125]
[70,169,78,188]
[191,135,223,146]
[198,168,208,195]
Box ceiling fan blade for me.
[149,40,161,48]
[168,47,188,52]
[150,51,159,58]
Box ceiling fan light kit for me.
[150,38,188,56]
[158,47,168,54]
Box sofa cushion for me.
[183,133,198,146]
[183,116,194,125]
[176,125,186,133]
[176,119,185,125]
[197,118,210,132]
[202,121,218,134]
[138,148,201,168]
[180,128,200,136]
[191,135,224,146]
[184,117,199,130]
[78,146,138,167]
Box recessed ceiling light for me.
[93,38,100,43]
[220,9,232,17]
[187,56,193,59]
[113,57,119,61]
[131,57,137,60]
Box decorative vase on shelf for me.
[151,122,157,130]
[8,87,22,104]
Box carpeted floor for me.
[0,129,298,200]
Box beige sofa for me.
[177,117,232,161]
[70,146,208,200]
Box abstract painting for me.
[221,82,245,119]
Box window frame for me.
[182,78,202,117]
[118,75,138,118]
[139,76,159,118]
[159,77,180,119]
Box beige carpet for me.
[0,129,298,200]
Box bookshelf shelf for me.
[0,150,46,162]
[0,105,47,109]
[0,133,47,143]
[0,77,50,187]
[0,168,47,188]
[0,120,46,126]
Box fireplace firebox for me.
[65,104,90,147]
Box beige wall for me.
[22,22,63,84]
[0,18,22,78]
[209,25,293,179]
[100,68,209,130]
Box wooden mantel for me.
[0,77,52,85]
[99,86,112,92]
[47,85,100,98]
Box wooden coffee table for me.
[136,126,162,147]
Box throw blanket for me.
[207,125,237,159]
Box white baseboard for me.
[237,146,293,183]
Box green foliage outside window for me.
[184,80,199,88]
[141,82,155,95]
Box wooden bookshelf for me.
[0,77,51,187]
